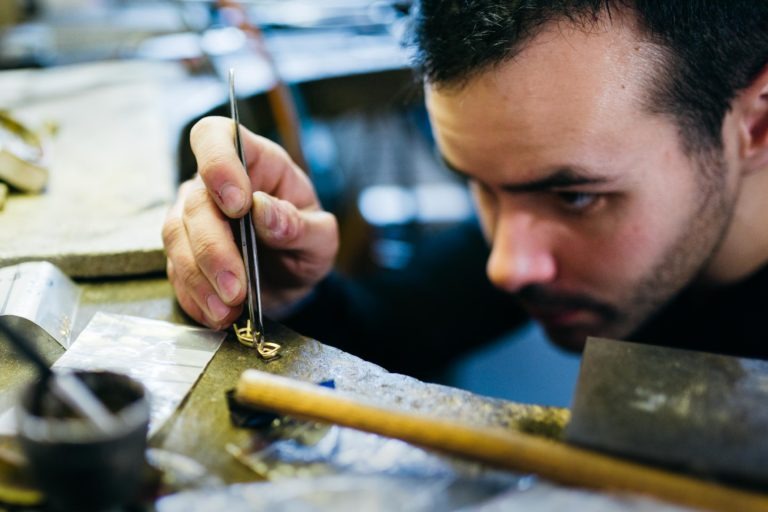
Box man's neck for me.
[703,169,768,284]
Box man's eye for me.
[556,191,599,211]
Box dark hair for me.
[410,1,768,154]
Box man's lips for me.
[517,286,618,328]
[524,306,601,327]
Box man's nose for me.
[486,212,557,294]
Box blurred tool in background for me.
[216,0,309,173]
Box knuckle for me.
[270,141,291,162]
[177,293,205,326]
[190,117,225,146]
[178,178,201,197]
[182,186,213,219]
[166,250,219,328]
[161,217,184,248]
[318,212,340,247]
[190,232,225,270]
[166,259,176,281]
[197,153,234,182]
[251,135,291,171]
[280,201,302,242]
[174,253,208,298]
[180,267,207,299]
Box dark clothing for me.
[631,265,768,359]
[286,220,525,378]
[286,220,768,378]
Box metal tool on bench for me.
[566,337,768,488]
[229,69,281,360]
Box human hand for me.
[162,116,339,329]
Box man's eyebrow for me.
[440,155,611,192]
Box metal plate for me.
[566,337,768,487]
[0,261,80,350]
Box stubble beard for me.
[605,148,736,342]
[512,148,736,351]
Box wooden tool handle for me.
[236,369,768,512]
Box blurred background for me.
[0,0,580,406]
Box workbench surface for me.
[0,274,694,511]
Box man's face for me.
[426,18,739,349]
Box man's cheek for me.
[567,222,659,289]
[603,223,661,279]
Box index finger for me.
[190,116,319,218]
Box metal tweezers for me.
[229,69,280,359]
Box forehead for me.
[425,16,666,177]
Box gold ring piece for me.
[234,320,281,360]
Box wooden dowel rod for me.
[236,369,768,512]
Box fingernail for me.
[207,294,230,322]
[255,192,278,231]
[216,271,241,303]
[272,201,287,238]
[219,183,245,215]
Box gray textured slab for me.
[0,61,184,277]
[566,337,768,486]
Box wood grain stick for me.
[236,369,768,512]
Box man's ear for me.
[736,63,768,173]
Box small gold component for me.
[234,321,257,348]
[234,320,282,360]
